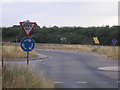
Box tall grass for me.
[36,44,119,60]
[0,45,38,59]
[0,44,54,88]
[2,64,55,88]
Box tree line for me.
[2,25,120,46]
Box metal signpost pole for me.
[26,51,28,89]
[27,51,29,66]
[112,39,118,51]
[16,36,18,43]
[26,51,29,89]
[114,44,115,47]
[20,37,35,66]
[113,39,117,56]
[93,37,100,50]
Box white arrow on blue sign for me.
[20,37,35,52]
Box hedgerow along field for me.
[2,25,120,46]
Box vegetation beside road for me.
[2,25,120,46]
[0,44,54,88]
[2,64,55,88]
[0,45,38,59]
[2,25,119,60]
[36,44,119,60]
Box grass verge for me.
[36,44,119,60]
[0,45,38,59]
[2,64,55,88]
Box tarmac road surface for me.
[32,49,119,88]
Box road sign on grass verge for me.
[20,37,35,52]
[93,37,100,44]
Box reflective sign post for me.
[60,38,67,44]
[93,37,100,45]
[20,20,36,66]
[20,20,36,89]
[20,37,35,66]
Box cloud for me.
[1,0,119,3]
[1,0,14,3]
[1,2,118,27]
[99,16,118,26]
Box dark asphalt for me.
[30,49,118,88]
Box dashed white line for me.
[96,81,108,84]
[76,81,87,84]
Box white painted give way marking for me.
[98,66,119,71]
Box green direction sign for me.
[60,38,67,41]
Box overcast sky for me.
[0,0,119,27]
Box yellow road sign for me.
[93,37,100,44]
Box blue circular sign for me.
[112,39,118,44]
[20,37,35,52]
[16,36,19,39]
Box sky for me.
[0,0,119,27]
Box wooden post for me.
[2,42,3,68]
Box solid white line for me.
[76,81,87,84]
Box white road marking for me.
[117,81,120,83]
[49,56,52,58]
[96,81,108,84]
[54,81,64,84]
[98,66,119,71]
[76,81,87,84]
[45,50,55,51]
[45,50,50,51]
